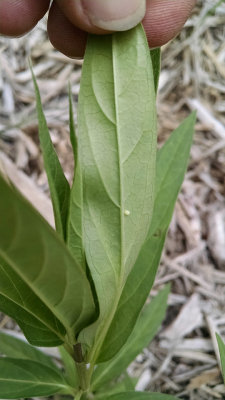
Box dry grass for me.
[0,1,225,399]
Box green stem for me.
[74,391,82,400]
[63,342,74,358]
[87,287,123,368]
[76,361,89,391]
[74,343,90,392]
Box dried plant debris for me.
[0,1,225,399]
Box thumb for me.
[82,0,146,31]
[56,0,146,33]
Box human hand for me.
[0,0,196,58]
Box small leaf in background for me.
[0,358,72,399]
[78,23,157,354]
[92,286,169,389]
[68,84,78,161]
[0,331,56,369]
[32,68,70,240]
[98,113,196,362]
[150,48,161,93]
[104,392,178,400]
[216,333,225,382]
[59,345,79,388]
[0,175,96,345]
[151,112,197,238]
[95,373,137,399]
[67,90,86,270]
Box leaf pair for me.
[96,112,196,362]
[76,25,195,365]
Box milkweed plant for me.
[1,23,223,400]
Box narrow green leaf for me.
[32,68,70,240]
[150,48,161,93]
[92,286,169,389]
[78,24,157,354]
[0,175,96,344]
[104,392,177,400]
[98,113,196,362]
[0,331,56,369]
[59,346,79,387]
[67,91,86,269]
[216,333,225,382]
[68,84,78,160]
[149,112,196,238]
[0,358,71,398]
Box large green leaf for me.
[92,286,169,390]
[78,24,157,357]
[0,175,96,345]
[67,90,86,270]
[0,331,56,369]
[0,358,72,398]
[98,113,196,362]
[105,392,177,400]
[0,255,65,347]
[216,334,225,382]
[32,69,70,240]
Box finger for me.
[56,0,146,33]
[143,0,196,48]
[49,0,196,59]
[47,2,87,58]
[0,0,50,37]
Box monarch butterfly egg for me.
[124,209,130,216]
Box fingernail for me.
[81,0,146,31]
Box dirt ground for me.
[0,1,225,399]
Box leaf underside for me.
[78,24,157,353]
[98,113,196,362]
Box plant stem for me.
[74,343,90,392]
[88,288,123,368]
[76,361,89,391]
[74,390,82,400]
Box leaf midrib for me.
[112,35,124,287]
[88,36,128,366]
[0,377,65,388]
